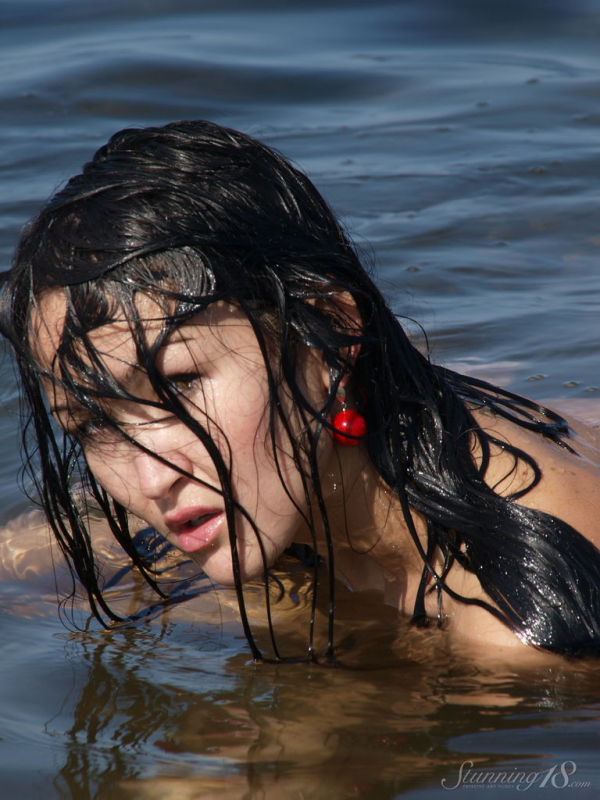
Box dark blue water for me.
[1,1,600,797]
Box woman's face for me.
[37,294,332,586]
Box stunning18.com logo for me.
[441,760,591,791]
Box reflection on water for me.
[2,0,600,797]
[38,614,600,799]
[2,552,600,798]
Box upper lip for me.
[163,506,222,533]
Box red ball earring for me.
[332,386,367,447]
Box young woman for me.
[2,120,600,662]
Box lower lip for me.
[171,512,225,553]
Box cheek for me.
[210,368,270,452]
[209,377,287,500]
[83,449,137,504]
[223,380,332,510]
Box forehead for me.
[31,290,68,368]
[32,290,161,372]
[31,289,251,376]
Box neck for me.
[300,446,428,614]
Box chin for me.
[191,552,267,588]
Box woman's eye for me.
[167,372,202,392]
[72,417,121,445]
[78,418,106,438]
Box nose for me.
[132,441,194,501]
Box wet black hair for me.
[2,120,600,659]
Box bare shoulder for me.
[434,402,600,662]
[0,510,162,583]
[0,511,57,582]
[471,404,600,550]
[440,569,560,665]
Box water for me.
[1,0,600,797]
